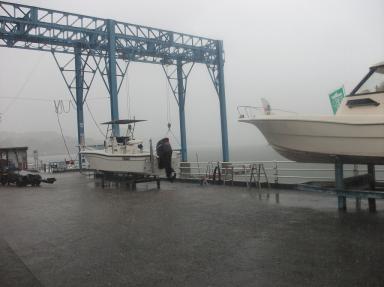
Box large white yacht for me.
[81,119,180,174]
[239,62,384,164]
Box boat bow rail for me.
[237,105,297,119]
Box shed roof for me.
[0,147,28,152]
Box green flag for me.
[329,86,345,114]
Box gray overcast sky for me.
[0,0,383,155]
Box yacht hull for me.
[240,116,384,164]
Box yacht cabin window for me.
[354,66,384,95]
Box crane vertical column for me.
[217,40,229,162]
[107,19,120,136]
[177,60,187,162]
[74,47,85,169]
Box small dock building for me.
[0,147,28,170]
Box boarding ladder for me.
[248,163,270,189]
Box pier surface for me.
[0,173,384,287]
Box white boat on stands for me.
[81,119,180,174]
[239,62,384,164]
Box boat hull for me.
[241,116,384,164]
[81,151,179,175]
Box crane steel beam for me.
[0,1,218,64]
[0,1,230,161]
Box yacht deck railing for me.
[237,105,297,119]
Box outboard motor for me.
[156,138,176,181]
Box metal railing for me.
[237,106,297,119]
[178,161,384,184]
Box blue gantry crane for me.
[0,1,229,163]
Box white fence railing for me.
[178,161,384,184]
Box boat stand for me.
[335,160,346,210]
[335,160,381,212]
[97,171,160,190]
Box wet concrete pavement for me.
[0,173,384,286]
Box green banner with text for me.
[329,86,345,114]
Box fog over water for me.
[0,0,383,160]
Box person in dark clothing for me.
[156,138,176,181]
[156,138,167,169]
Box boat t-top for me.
[239,62,384,164]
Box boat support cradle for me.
[96,171,161,190]
[335,160,383,212]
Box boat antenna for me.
[125,116,136,139]
[131,116,136,138]
[106,124,110,139]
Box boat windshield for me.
[354,66,384,95]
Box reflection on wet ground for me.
[0,173,383,287]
